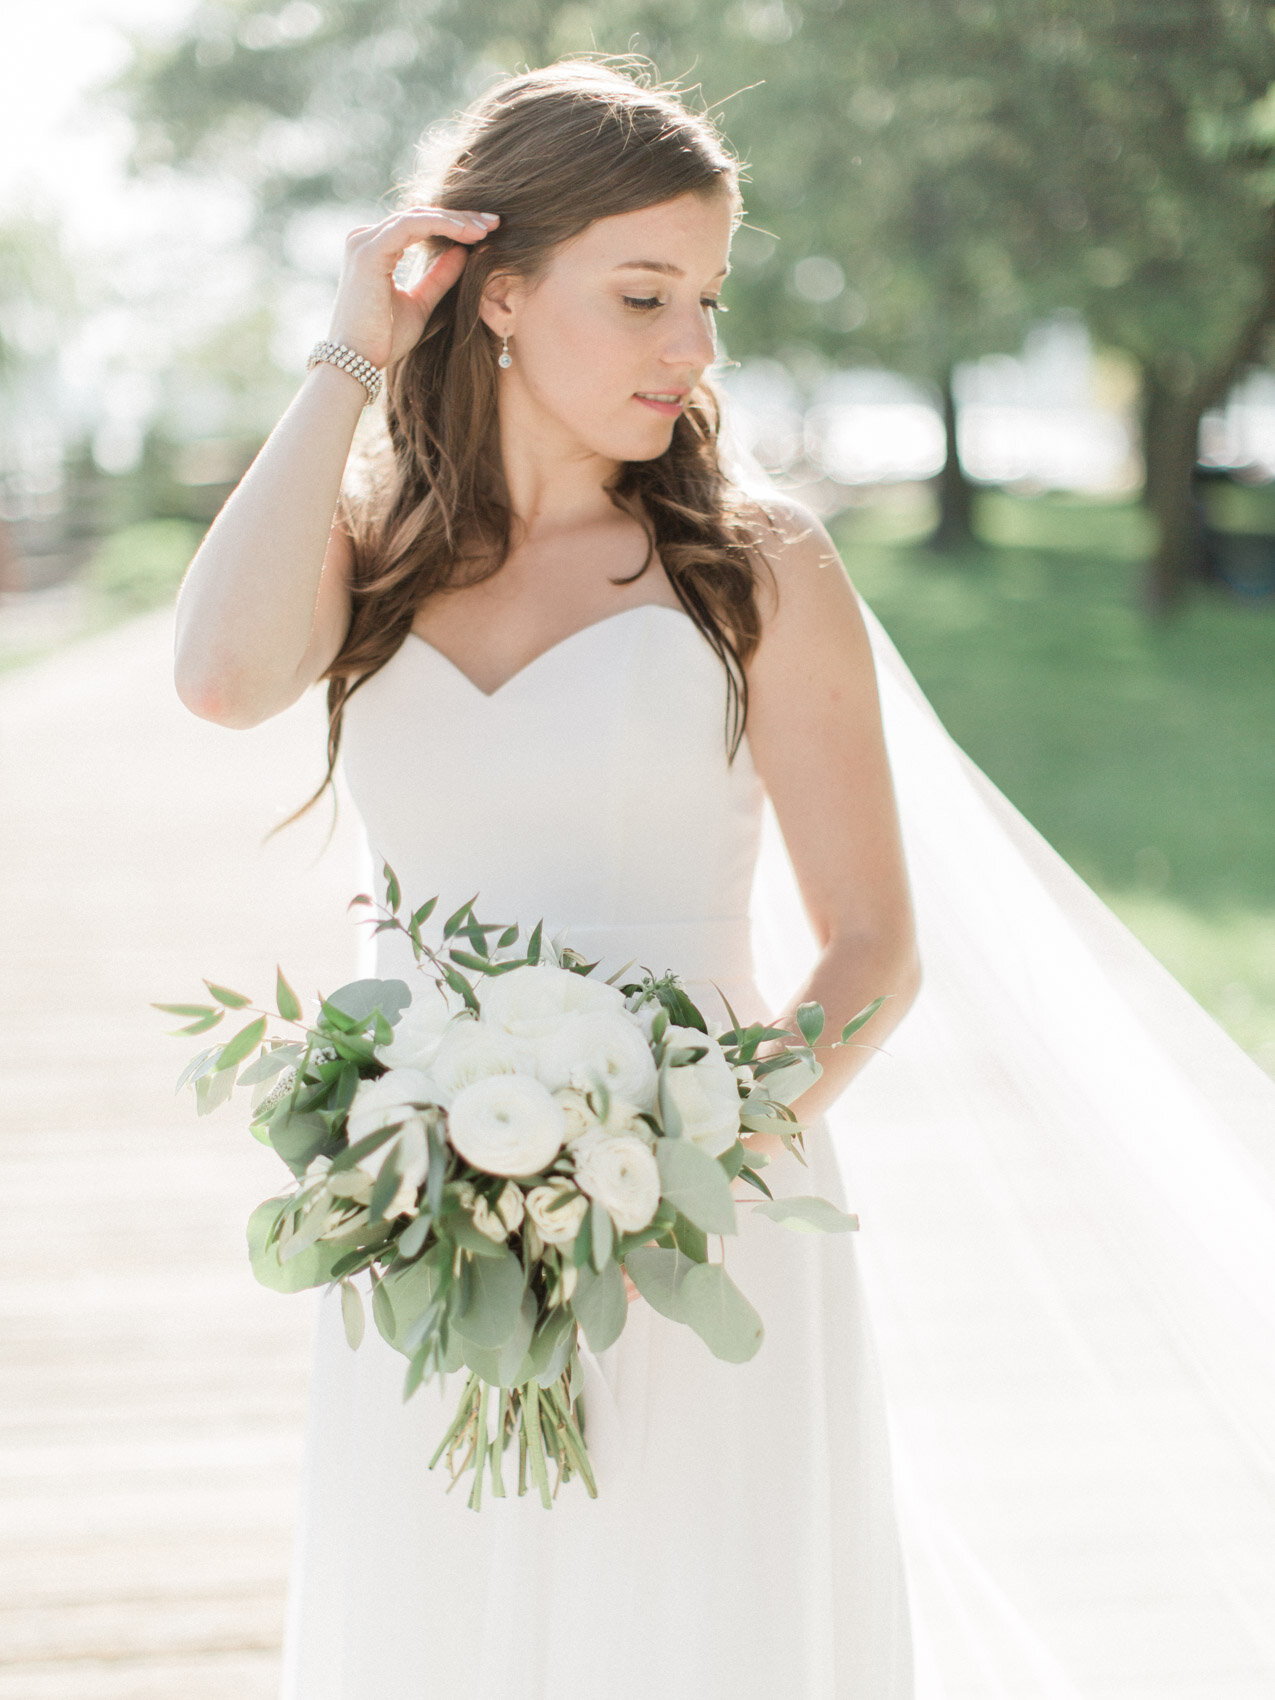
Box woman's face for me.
[480,188,736,464]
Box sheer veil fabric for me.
[749,584,1275,1697]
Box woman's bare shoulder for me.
[731,489,847,627]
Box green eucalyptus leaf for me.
[323,977,411,1026]
[751,1195,860,1234]
[340,1279,365,1348]
[516,1304,573,1384]
[623,1245,696,1321]
[533,1311,578,1387]
[453,1246,526,1347]
[589,1197,614,1271]
[795,1001,825,1045]
[383,861,401,912]
[397,1212,433,1260]
[526,920,543,965]
[174,1045,221,1093]
[174,1010,225,1036]
[678,1262,764,1362]
[203,980,252,1009]
[237,1042,305,1086]
[443,895,479,937]
[267,1109,332,1173]
[194,1064,236,1115]
[840,996,887,1043]
[654,1138,737,1236]
[758,1052,823,1104]
[372,1273,398,1344]
[570,1259,626,1353]
[214,1016,267,1071]
[247,1197,345,1292]
[489,1286,539,1385]
[670,1211,709,1262]
[276,967,302,1022]
[152,1002,216,1018]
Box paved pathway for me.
[0,606,365,1698]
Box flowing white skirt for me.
[280,1109,915,1700]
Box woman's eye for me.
[621,296,727,313]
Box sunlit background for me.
[3,7,1275,1694]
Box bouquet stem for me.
[428,1362,598,1511]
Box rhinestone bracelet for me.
[306,339,384,406]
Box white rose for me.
[524,1175,589,1246]
[447,1073,565,1176]
[570,1133,661,1234]
[659,1025,742,1156]
[374,981,466,1071]
[494,1180,525,1234]
[471,1193,510,1242]
[533,1010,658,1108]
[479,962,624,1042]
[347,1068,442,1141]
[427,1018,538,1107]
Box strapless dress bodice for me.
[337,604,770,1022]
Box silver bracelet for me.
[306,339,384,406]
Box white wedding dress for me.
[278,550,1275,1699]
[279,603,916,1699]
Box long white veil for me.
[719,395,1275,1696]
[746,559,1275,1696]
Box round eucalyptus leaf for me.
[678,1262,764,1363]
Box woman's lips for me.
[633,394,685,416]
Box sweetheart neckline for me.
[402,602,697,700]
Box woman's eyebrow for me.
[610,261,731,278]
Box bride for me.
[173,53,1275,1700]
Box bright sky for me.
[2,0,187,241]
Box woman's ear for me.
[478,271,520,338]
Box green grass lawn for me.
[831,486,1275,1080]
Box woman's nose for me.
[663,304,718,369]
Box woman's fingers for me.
[324,207,499,372]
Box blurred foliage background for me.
[1,0,1272,1077]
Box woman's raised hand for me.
[326,206,501,373]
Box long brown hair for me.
[273,54,785,841]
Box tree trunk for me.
[1139,367,1209,616]
[926,370,977,553]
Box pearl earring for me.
[498,334,512,369]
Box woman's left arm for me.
[740,496,923,1139]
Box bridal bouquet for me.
[155,866,883,1511]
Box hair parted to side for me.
[272,52,788,841]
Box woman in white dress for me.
[174,56,921,1700]
[174,50,1275,1700]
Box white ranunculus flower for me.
[554,1086,602,1145]
[374,981,467,1071]
[479,962,624,1042]
[427,1018,539,1107]
[524,1175,589,1247]
[447,1073,566,1176]
[570,1132,661,1234]
[347,1068,442,1142]
[533,1010,658,1107]
[659,1025,742,1156]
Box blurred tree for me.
[108,0,1275,609]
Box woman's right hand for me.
[325,206,501,373]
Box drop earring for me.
[498,334,512,369]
